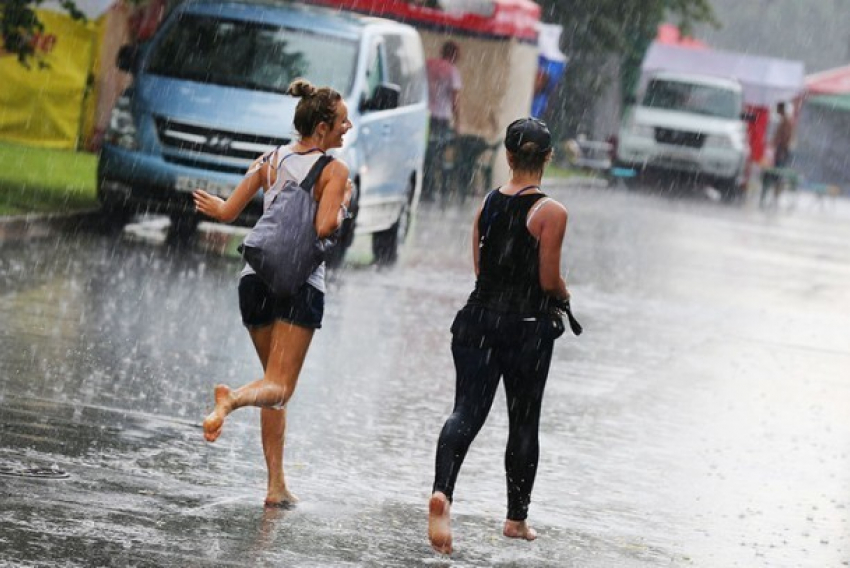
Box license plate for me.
[175,176,235,197]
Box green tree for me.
[1,0,84,67]
[535,0,717,138]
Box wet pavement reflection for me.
[1,181,850,567]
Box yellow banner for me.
[0,9,100,149]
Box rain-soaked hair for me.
[509,142,552,173]
[287,78,342,138]
[504,117,552,173]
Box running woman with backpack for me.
[192,78,352,508]
[427,117,573,554]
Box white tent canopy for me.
[642,42,806,107]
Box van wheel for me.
[372,181,413,265]
[98,205,135,234]
[167,214,199,243]
[717,177,742,203]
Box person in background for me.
[424,40,462,199]
[193,78,352,508]
[427,117,572,554]
[761,101,796,206]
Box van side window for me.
[364,40,385,102]
[383,33,426,106]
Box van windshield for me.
[642,79,741,119]
[147,14,358,95]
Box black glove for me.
[553,298,583,336]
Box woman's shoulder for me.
[323,157,350,179]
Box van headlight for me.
[105,94,139,150]
[705,134,733,149]
[629,123,655,139]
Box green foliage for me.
[1,0,85,68]
[535,0,716,138]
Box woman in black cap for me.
[428,117,573,554]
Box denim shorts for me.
[238,274,324,329]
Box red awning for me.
[301,0,540,41]
[806,65,850,95]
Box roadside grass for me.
[0,141,98,216]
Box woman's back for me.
[468,190,551,316]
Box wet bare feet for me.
[265,487,298,509]
[503,519,537,541]
[202,385,233,442]
[428,492,452,554]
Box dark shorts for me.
[238,274,324,329]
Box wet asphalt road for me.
[1,181,850,567]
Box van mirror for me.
[624,93,637,106]
[362,83,401,112]
[117,44,139,73]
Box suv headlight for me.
[105,94,139,150]
[630,123,655,139]
[705,134,733,149]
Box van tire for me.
[716,177,742,202]
[372,180,413,265]
[167,213,200,243]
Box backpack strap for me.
[300,154,335,193]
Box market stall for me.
[303,0,542,191]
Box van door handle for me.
[382,124,392,136]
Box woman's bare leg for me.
[203,321,314,446]
[241,326,299,506]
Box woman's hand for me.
[193,189,226,221]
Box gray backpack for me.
[239,152,335,297]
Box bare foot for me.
[428,492,453,554]
[265,487,298,509]
[202,385,233,442]
[503,519,537,541]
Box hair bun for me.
[287,78,316,98]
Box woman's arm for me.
[193,155,269,223]
[531,201,569,301]
[471,204,482,277]
[314,160,351,238]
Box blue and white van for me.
[99,0,428,263]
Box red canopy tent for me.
[301,0,540,42]
[805,65,850,95]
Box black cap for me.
[504,117,552,153]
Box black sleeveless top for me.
[466,189,553,316]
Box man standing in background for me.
[761,101,796,206]
[424,40,462,199]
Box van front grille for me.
[654,127,705,149]
[154,116,289,164]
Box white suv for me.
[616,71,749,198]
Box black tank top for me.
[467,189,553,316]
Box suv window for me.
[383,33,426,106]
[643,79,741,120]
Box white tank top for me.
[240,145,326,293]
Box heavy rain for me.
[2,0,850,567]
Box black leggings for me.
[432,306,559,521]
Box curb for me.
[0,209,102,243]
